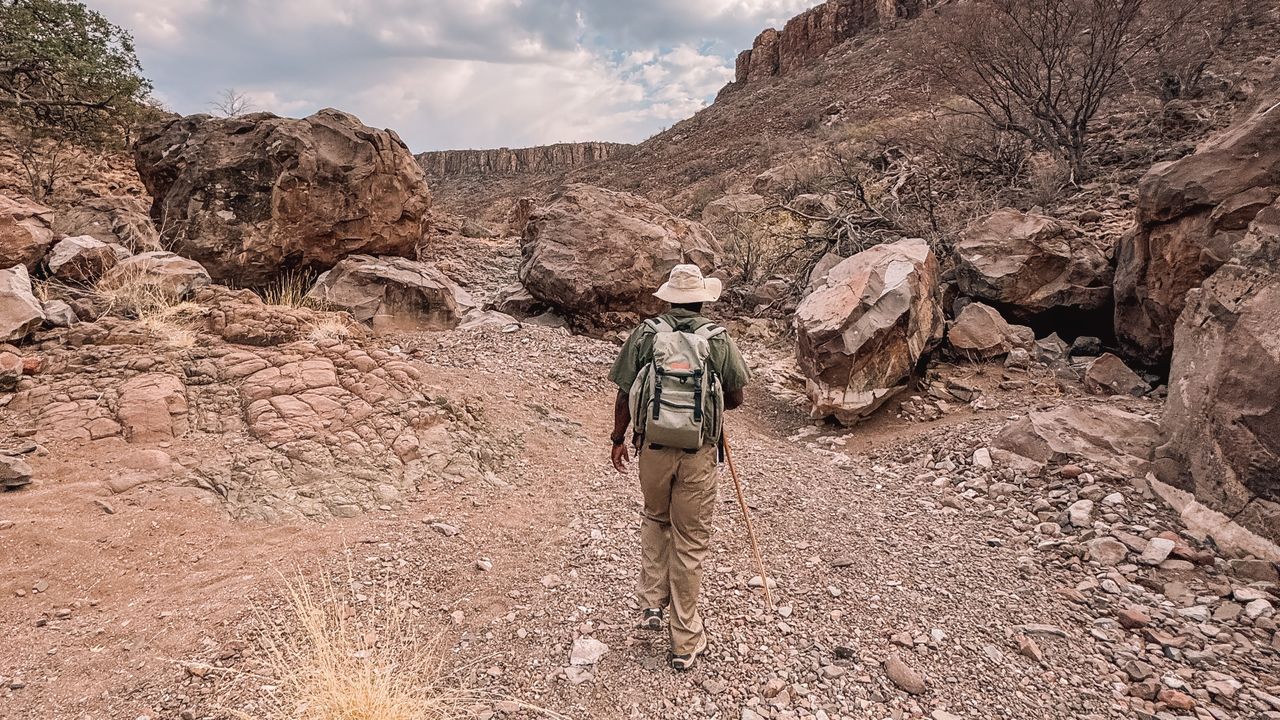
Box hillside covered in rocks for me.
[2,1,1280,719]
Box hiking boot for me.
[639,607,663,630]
[668,638,707,671]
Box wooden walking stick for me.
[721,431,773,611]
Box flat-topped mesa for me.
[728,0,927,90]
[416,142,632,178]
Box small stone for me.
[429,521,460,536]
[569,637,609,666]
[475,558,493,572]
[971,448,992,468]
[1016,635,1043,663]
[1067,499,1094,528]
[1245,598,1274,619]
[1158,688,1195,711]
[747,575,777,590]
[884,652,926,695]
[1086,537,1127,566]
[1138,537,1176,565]
[1060,464,1083,478]
[1117,607,1151,629]
[820,664,847,679]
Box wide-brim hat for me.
[654,263,723,304]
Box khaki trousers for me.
[637,443,717,656]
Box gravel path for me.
[27,325,1275,720]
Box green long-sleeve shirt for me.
[608,308,751,393]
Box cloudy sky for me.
[85,0,814,152]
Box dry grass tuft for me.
[261,269,319,309]
[250,573,486,720]
[306,315,359,344]
[95,266,203,348]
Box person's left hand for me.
[611,443,630,472]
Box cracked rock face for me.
[1156,199,1280,545]
[134,108,432,286]
[6,294,495,521]
[795,237,944,424]
[1114,99,1280,366]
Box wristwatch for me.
[611,434,626,447]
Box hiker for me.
[608,264,749,671]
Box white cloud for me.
[85,0,814,149]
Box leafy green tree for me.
[0,0,152,198]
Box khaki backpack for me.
[628,317,725,449]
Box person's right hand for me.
[611,443,630,473]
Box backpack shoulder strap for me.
[644,318,674,334]
[693,323,726,340]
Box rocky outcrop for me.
[1114,100,1280,366]
[417,142,631,178]
[956,208,1113,317]
[307,255,472,332]
[98,251,212,299]
[0,194,55,270]
[51,196,160,252]
[795,237,943,424]
[727,0,927,90]
[518,184,721,333]
[992,404,1160,477]
[46,235,130,283]
[1154,199,1280,545]
[135,109,432,286]
[0,264,43,342]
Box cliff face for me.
[729,0,927,89]
[417,142,632,178]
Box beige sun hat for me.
[654,264,723,304]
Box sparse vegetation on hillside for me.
[915,0,1260,181]
[0,0,154,198]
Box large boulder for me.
[307,255,471,331]
[134,108,432,286]
[1115,99,1280,366]
[518,184,721,333]
[46,235,131,283]
[795,238,944,424]
[51,196,160,252]
[946,302,1023,360]
[991,404,1160,477]
[1154,199,1280,545]
[98,251,212,299]
[955,208,1112,317]
[0,195,56,270]
[0,265,44,342]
